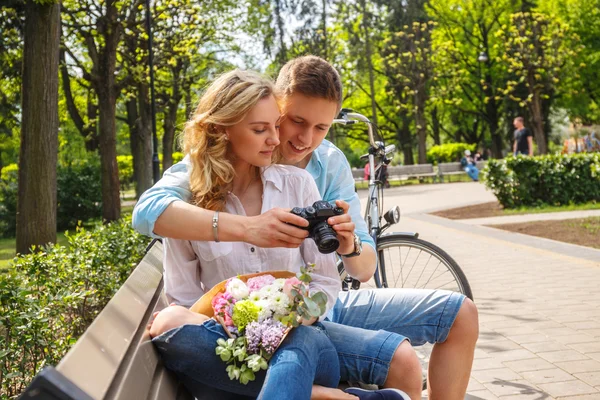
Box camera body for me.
[290,201,344,254]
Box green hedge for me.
[427,143,477,165]
[0,219,147,398]
[482,153,600,208]
[0,159,103,237]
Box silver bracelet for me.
[212,211,220,242]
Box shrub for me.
[427,143,477,165]
[117,154,134,188]
[0,165,18,238]
[482,153,600,208]
[0,159,103,236]
[0,218,148,398]
[56,158,103,230]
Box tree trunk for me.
[59,49,99,152]
[360,0,379,133]
[431,106,440,145]
[162,65,183,171]
[529,90,547,154]
[135,83,154,197]
[93,0,122,222]
[415,87,427,164]
[16,0,60,254]
[397,114,414,165]
[484,72,503,158]
[96,81,121,221]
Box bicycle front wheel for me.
[361,234,473,300]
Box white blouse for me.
[163,164,341,315]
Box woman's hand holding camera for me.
[244,208,309,248]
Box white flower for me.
[271,292,291,315]
[258,284,275,299]
[226,278,250,300]
[257,299,273,321]
[272,279,286,290]
[248,291,262,302]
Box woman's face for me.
[226,94,281,168]
[278,93,339,166]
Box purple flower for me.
[261,321,286,354]
[244,318,287,355]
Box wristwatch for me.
[339,233,362,258]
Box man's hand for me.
[244,208,310,248]
[327,200,356,256]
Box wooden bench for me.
[21,241,196,400]
[353,164,438,184]
[438,161,487,182]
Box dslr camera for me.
[290,201,344,254]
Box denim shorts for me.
[323,288,466,386]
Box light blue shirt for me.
[132,139,374,250]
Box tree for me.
[429,0,514,158]
[16,0,60,254]
[496,12,579,154]
[379,0,433,164]
[539,0,600,124]
[61,0,141,221]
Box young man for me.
[133,56,478,400]
[513,117,533,156]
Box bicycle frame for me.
[334,109,416,288]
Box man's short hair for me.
[515,116,524,124]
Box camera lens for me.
[312,222,339,254]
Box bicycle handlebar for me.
[333,109,377,148]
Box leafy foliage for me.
[482,153,600,208]
[0,158,103,237]
[427,143,477,164]
[0,218,147,398]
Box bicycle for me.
[333,109,473,388]
[333,109,473,299]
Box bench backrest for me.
[351,169,365,179]
[388,164,434,176]
[22,241,192,400]
[438,162,463,173]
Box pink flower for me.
[283,277,303,299]
[246,275,276,292]
[212,292,236,324]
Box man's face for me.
[513,119,522,129]
[278,93,339,166]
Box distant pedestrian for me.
[461,150,479,181]
[513,117,533,156]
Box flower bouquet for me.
[189,265,328,384]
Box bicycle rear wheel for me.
[361,234,473,300]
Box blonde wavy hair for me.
[182,70,276,211]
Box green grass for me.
[568,216,600,235]
[0,232,69,271]
[0,208,134,272]
[502,201,600,216]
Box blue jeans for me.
[464,165,479,181]
[324,288,466,385]
[152,320,340,400]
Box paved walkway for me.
[360,182,600,400]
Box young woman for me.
[136,56,478,400]
[149,70,410,400]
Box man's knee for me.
[385,340,422,392]
[449,298,479,343]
